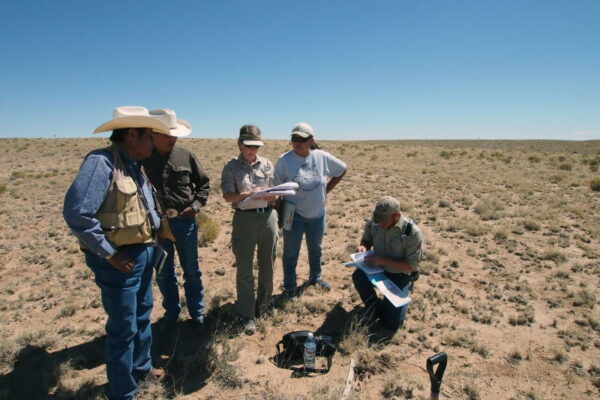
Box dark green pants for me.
[231,209,278,318]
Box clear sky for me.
[0,0,598,140]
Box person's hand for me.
[180,206,196,218]
[364,254,382,267]
[357,245,367,253]
[261,194,278,202]
[241,188,262,200]
[107,251,134,273]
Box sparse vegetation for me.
[1,138,599,399]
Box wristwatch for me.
[191,203,200,213]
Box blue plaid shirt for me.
[63,147,160,258]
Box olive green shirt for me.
[142,146,210,213]
[220,155,274,209]
[361,216,423,274]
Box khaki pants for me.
[231,209,278,318]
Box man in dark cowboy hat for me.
[63,106,168,400]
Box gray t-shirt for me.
[274,149,346,219]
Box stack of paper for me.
[248,182,299,199]
[343,251,412,308]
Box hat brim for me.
[168,119,192,137]
[291,132,313,139]
[93,116,172,135]
[373,211,394,224]
[242,140,264,147]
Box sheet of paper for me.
[247,182,299,200]
[346,251,384,275]
[369,273,412,308]
[250,189,296,199]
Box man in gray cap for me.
[352,196,423,331]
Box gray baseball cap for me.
[372,196,401,223]
[291,122,314,138]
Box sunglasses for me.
[291,135,311,143]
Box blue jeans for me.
[157,216,205,321]
[352,269,410,331]
[282,212,325,291]
[85,244,156,400]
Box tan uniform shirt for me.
[361,216,423,275]
[220,155,274,209]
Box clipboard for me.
[282,202,295,231]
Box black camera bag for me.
[275,330,336,373]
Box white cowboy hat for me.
[93,106,172,135]
[149,109,192,137]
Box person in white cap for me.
[142,109,209,334]
[274,122,347,300]
[63,106,169,400]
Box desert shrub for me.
[381,379,414,398]
[0,183,5,194]
[208,338,243,389]
[590,178,600,192]
[528,156,541,163]
[473,198,505,220]
[463,382,480,400]
[338,316,370,355]
[354,348,395,379]
[196,212,220,246]
[465,221,487,236]
[558,163,572,171]
[550,174,564,183]
[494,228,509,240]
[439,150,454,159]
[573,289,596,308]
[509,349,523,364]
[542,250,568,264]
[522,219,540,231]
[509,306,535,326]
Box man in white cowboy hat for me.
[63,106,169,400]
[142,109,210,334]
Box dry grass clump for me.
[590,178,600,191]
[473,198,505,220]
[573,289,596,308]
[208,336,244,388]
[196,211,221,246]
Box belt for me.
[236,207,272,213]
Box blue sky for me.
[0,0,598,140]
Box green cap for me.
[372,196,401,223]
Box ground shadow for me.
[0,337,106,400]
[0,301,243,400]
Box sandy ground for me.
[0,138,599,399]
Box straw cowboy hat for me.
[149,109,192,137]
[93,106,172,135]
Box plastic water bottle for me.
[303,332,316,370]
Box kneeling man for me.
[352,196,423,330]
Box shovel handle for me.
[427,352,447,398]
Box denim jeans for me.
[282,212,325,291]
[157,216,205,321]
[85,244,156,400]
[352,268,410,331]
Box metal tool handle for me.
[427,352,447,399]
